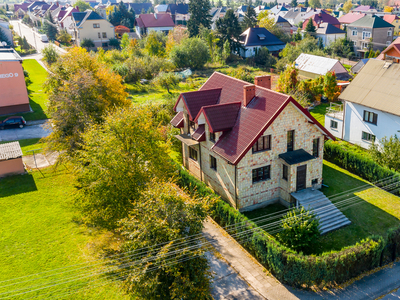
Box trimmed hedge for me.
[324,140,399,184]
[177,165,398,288]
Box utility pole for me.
[18,22,21,36]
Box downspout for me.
[235,164,238,210]
[341,100,346,139]
[199,143,203,181]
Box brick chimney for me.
[254,75,271,89]
[243,85,255,107]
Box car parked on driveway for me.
[0,117,26,130]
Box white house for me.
[135,13,175,38]
[314,23,346,47]
[325,59,400,149]
[239,26,286,58]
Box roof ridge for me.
[202,101,242,109]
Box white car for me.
[40,34,48,42]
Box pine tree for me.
[22,36,30,50]
[304,18,316,33]
[187,0,212,37]
[43,12,58,41]
[216,9,242,54]
[242,5,257,30]
[318,37,323,49]
[291,0,297,7]
[304,0,309,7]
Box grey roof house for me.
[239,26,286,58]
[347,15,394,57]
[314,23,346,47]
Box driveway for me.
[9,20,66,55]
[0,121,52,142]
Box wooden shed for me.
[0,141,25,177]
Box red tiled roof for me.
[174,72,335,165]
[196,102,241,133]
[377,36,400,59]
[171,111,184,128]
[173,88,222,121]
[192,125,206,141]
[338,12,365,24]
[383,14,399,24]
[136,13,175,28]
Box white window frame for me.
[352,30,358,36]
[388,30,392,36]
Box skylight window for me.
[257,34,266,40]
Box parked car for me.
[40,34,48,42]
[0,116,26,130]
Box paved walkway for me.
[204,217,400,300]
[23,152,58,169]
[203,218,299,300]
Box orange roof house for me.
[0,49,30,115]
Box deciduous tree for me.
[42,43,59,65]
[309,0,321,8]
[169,37,210,69]
[56,29,72,43]
[80,38,95,49]
[343,0,353,13]
[276,63,298,93]
[44,47,130,157]
[369,135,400,171]
[73,105,176,229]
[152,71,180,93]
[74,0,92,12]
[119,181,212,299]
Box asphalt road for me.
[0,121,52,142]
[9,20,66,54]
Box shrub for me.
[42,43,59,65]
[278,207,320,254]
[176,165,388,288]
[81,38,95,49]
[170,37,210,70]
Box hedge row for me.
[177,166,399,288]
[323,141,399,184]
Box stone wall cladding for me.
[236,102,324,209]
[180,102,325,210]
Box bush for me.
[170,37,210,70]
[324,140,399,187]
[278,207,320,254]
[42,43,59,65]
[253,47,276,67]
[81,38,95,49]
[176,165,388,288]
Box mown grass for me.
[0,59,49,122]
[243,160,400,255]
[0,138,47,155]
[0,169,130,300]
[309,102,330,126]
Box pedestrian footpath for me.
[202,218,299,300]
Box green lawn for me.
[0,169,130,299]
[309,103,330,126]
[243,160,400,255]
[0,59,49,122]
[0,138,47,155]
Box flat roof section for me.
[0,49,23,62]
[279,149,315,165]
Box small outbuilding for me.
[0,141,25,177]
[0,49,30,115]
[295,53,351,80]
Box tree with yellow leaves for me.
[44,47,130,157]
[384,6,394,12]
[343,0,353,13]
[258,10,275,31]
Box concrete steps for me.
[292,189,351,235]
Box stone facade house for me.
[347,15,394,57]
[171,72,334,211]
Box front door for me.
[296,165,307,191]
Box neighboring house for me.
[14,1,33,16]
[0,18,13,45]
[295,53,351,80]
[59,6,79,29]
[94,4,107,19]
[171,72,334,211]
[376,36,400,61]
[154,4,168,14]
[338,12,365,28]
[274,15,291,35]
[352,5,377,13]
[314,22,346,47]
[383,14,400,35]
[327,59,400,149]
[126,3,153,15]
[254,5,268,15]
[283,7,307,26]
[135,13,174,38]
[237,5,252,15]
[350,58,371,73]
[167,3,189,25]
[302,10,340,30]
[0,49,30,114]
[269,5,288,17]
[0,142,25,178]
[239,26,286,58]
[210,6,226,30]
[347,15,394,58]
[70,10,114,49]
